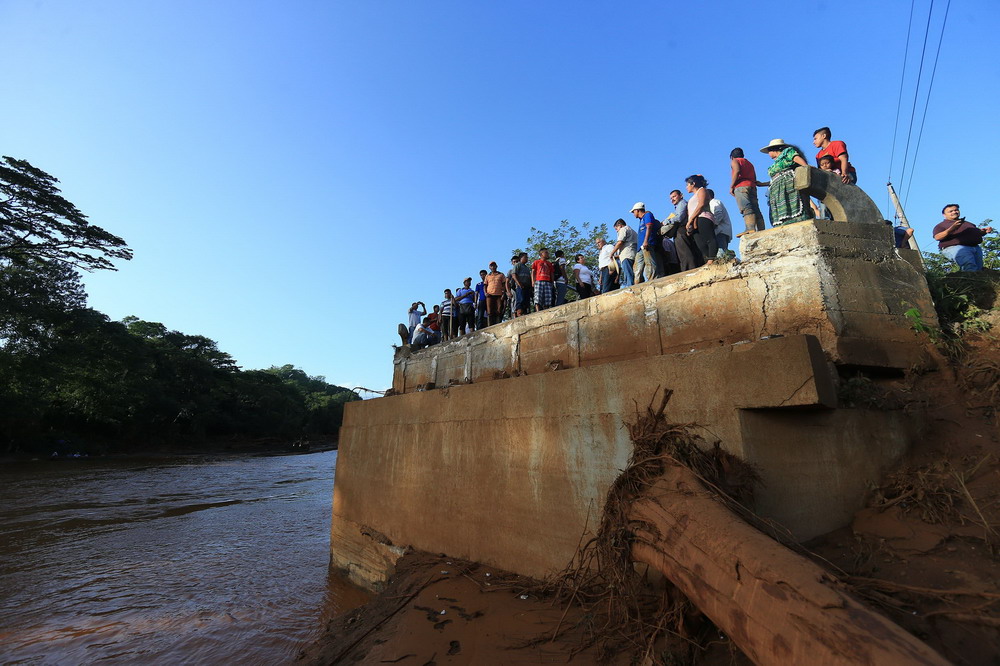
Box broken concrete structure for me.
[331,169,938,590]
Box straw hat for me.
[760,139,789,153]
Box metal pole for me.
[887,182,923,262]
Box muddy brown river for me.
[0,450,368,665]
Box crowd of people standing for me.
[401,127,993,349]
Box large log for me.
[630,467,949,666]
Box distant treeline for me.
[0,155,358,455]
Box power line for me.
[903,0,952,211]
[897,0,936,203]
[886,0,917,219]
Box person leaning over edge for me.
[729,148,766,237]
[932,204,994,272]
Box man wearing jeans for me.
[933,204,994,271]
[612,218,638,287]
[631,202,664,279]
[596,238,616,293]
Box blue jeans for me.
[715,232,731,258]
[619,258,635,287]
[941,244,984,271]
[633,250,645,283]
[555,280,568,305]
[515,284,532,313]
[600,267,616,293]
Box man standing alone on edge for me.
[729,148,765,236]
[612,218,638,287]
[933,204,994,271]
[631,202,664,279]
[813,127,857,184]
[531,248,556,311]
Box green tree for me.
[513,219,610,267]
[0,156,132,271]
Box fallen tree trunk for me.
[630,466,949,666]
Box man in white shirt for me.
[612,218,638,287]
[705,188,733,258]
[596,238,617,294]
[407,301,426,342]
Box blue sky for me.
[3,0,998,392]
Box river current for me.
[0,450,368,665]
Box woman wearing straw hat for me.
[758,139,814,227]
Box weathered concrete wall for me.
[333,198,938,591]
[392,220,936,394]
[333,334,918,588]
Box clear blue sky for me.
[3,0,998,392]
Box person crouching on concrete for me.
[532,247,556,311]
[410,317,440,350]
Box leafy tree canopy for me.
[0,156,132,271]
[512,219,610,267]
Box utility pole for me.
[887,182,923,263]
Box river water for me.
[0,450,368,665]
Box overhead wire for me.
[902,0,952,211]
[887,0,917,219]
[897,0,936,204]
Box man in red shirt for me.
[531,247,556,312]
[813,127,857,185]
[729,147,765,236]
